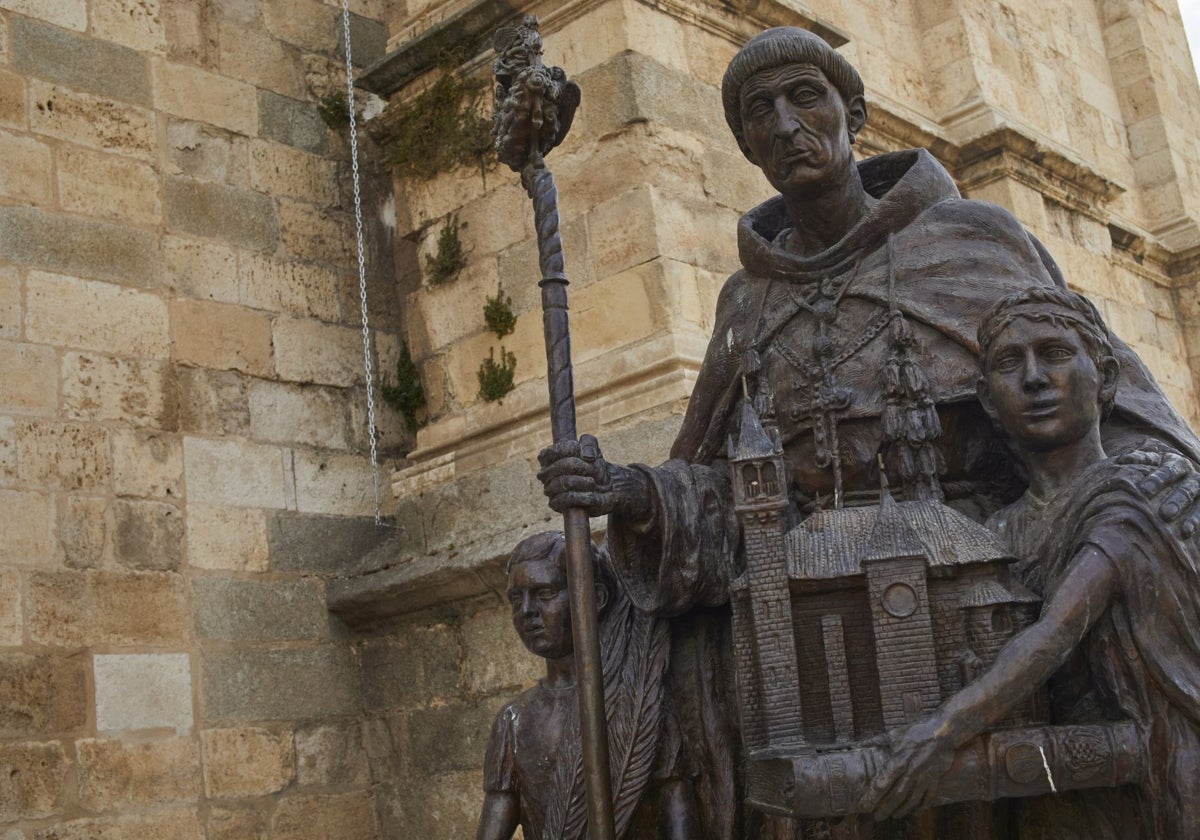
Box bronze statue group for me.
[478,25,1200,840]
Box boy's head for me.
[976,287,1119,454]
[505,532,612,660]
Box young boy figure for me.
[477,532,698,840]
[862,287,1200,838]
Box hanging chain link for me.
[341,0,383,526]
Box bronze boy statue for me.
[477,532,697,840]
[863,287,1200,837]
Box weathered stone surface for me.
[4,210,162,289]
[0,741,69,822]
[173,368,251,437]
[0,490,54,567]
[170,299,274,376]
[29,810,204,839]
[273,317,362,386]
[94,653,193,734]
[291,451,376,517]
[26,271,168,357]
[0,68,21,130]
[165,120,248,185]
[57,145,161,226]
[359,624,459,711]
[163,235,239,304]
[269,791,378,840]
[11,17,150,105]
[0,129,53,204]
[91,0,167,54]
[261,0,336,52]
[111,431,183,500]
[0,571,22,646]
[192,578,329,641]
[165,177,278,253]
[0,268,16,340]
[62,353,170,427]
[0,0,86,30]
[186,504,269,572]
[201,726,294,798]
[59,494,109,569]
[152,59,256,135]
[76,737,200,811]
[28,572,189,648]
[237,253,341,321]
[268,511,391,574]
[202,646,360,723]
[182,436,286,509]
[376,770,480,839]
[462,604,541,694]
[0,418,15,487]
[16,420,111,491]
[247,138,337,205]
[0,338,57,413]
[217,22,305,99]
[0,654,87,737]
[257,90,329,155]
[113,499,185,571]
[407,699,502,775]
[29,81,156,160]
[206,808,267,840]
[277,200,353,266]
[295,721,369,787]
[248,380,349,449]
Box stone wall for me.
[0,0,404,836]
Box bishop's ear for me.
[1099,355,1120,407]
[846,95,868,142]
[594,579,610,615]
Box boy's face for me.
[980,316,1105,453]
[507,558,573,660]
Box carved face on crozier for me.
[737,64,866,201]
[978,316,1118,453]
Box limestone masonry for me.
[1,0,1200,837]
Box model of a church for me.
[726,397,1042,760]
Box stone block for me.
[202,645,360,723]
[248,380,350,449]
[376,771,480,839]
[408,699,502,775]
[359,624,459,711]
[273,317,362,386]
[0,741,69,822]
[91,0,167,54]
[94,653,192,734]
[165,120,249,185]
[0,267,19,339]
[455,184,534,260]
[29,810,204,839]
[0,654,87,736]
[261,0,336,51]
[170,299,273,376]
[173,368,250,437]
[62,353,170,428]
[113,499,185,571]
[584,186,660,280]
[0,490,54,567]
[257,90,329,155]
[0,69,23,130]
[25,271,168,357]
[58,494,109,569]
[270,792,378,839]
[11,17,150,105]
[237,253,341,321]
[76,736,200,811]
[206,808,267,840]
[29,81,156,160]
[192,577,329,641]
[186,504,269,572]
[164,236,239,304]
[0,339,57,413]
[28,572,189,648]
[267,511,390,574]
[152,59,256,135]
[0,418,14,488]
[4,209,162,289]
[462,604,541,694]
[0,0,86,30]
[248,138,337,205]
[219,22,306,99]
[182,436,287,509]
[111,431,184,500]
[165,177,278,253]
[295,721,369,787]
[278,200,354,266]
[0,571,21,646]
[201,726,294,798]
[57,145,162,226]
[15,420,111,491]
[0,129,52,204]
[291,450,376,516]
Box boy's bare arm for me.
[476,792,520,840]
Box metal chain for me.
[341,0,383,525]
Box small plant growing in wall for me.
[317,93,351,131]
[387,72,492,181]
[483,288,517,338]
[477,346,517,402]
[426,217,467,285]
[381,340,427,432]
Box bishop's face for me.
[738,64,858,200]
[507,558,573,660]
